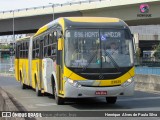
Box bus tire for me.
[51,76,55,98]
[106,97,117,104]
[20,81,26,89]
[54,83,64,105]
[36,83,42,96]
[35,74,42,96]
[20,72,26,89]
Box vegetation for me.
[153,44,160,59]
[0,44,11,49]
[135,47,141,65]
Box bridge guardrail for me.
[0,0,105,13]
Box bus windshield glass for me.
[65,29,134,68]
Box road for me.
[0,75,160,120]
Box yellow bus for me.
[15,17,135,105]
[15,37,30,89]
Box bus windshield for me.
[65,29,134,69]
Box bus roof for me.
[16,36,30,42]
[65,17,120,23]
[34,17,127,37]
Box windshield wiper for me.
[82,50,98,71]
[104,50,120,71]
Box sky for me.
[0,0,83,11]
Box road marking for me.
[118,96,160,102]
[36,103,57,106]
[27,105,37,108]
[21,97,38,98]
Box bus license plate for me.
[95,91,107,95]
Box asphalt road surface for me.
[0,75,160,120]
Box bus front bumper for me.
[64,81,135,98]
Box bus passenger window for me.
[26,50,28,58]
[36,40,39,49]
[23,43,26,58]
[48,35,50,44]
[44,47,48,57]
[51,46,54,55]
[22,43,25,58]
[36,49,39,58]
[51,45,56,56]
[32,50,34,59]
[44,36,48,46]
[25,42,27,58]
[54,32,57,43]
[26,42,28,58]
[33,41,35,49]
[48,46,51,56]
[49,33,53,44]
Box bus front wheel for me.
[106,97,117,104]
[54,83,64,105]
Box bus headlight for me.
[65,77,81,88]
[121,77,134,87]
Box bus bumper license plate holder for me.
[95,91,107,95]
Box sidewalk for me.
[0,87,37,120]
[0,87,19,111]
[0,87,26,120]
[0,89,4,111]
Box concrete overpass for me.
[0,0,160,35]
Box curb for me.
[0,89,4,111]
[0,87,18,111]
[0,87,26,120]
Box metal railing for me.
[0,0,106,13]
[135,56,160,75]
[1,57,160,76]
[135,66,160,75]
[0,64,14,74]
[0,57,14,75]
[135,57,160,67]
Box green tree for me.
[154,44,160,59]
[135,47,141,65]
[0,44,11,49]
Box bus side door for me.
[56,34,64,95]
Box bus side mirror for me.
[132,34,136,54]
[131,34,134,38]
[58,38,63,51]
[131,33,136,53]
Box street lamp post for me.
[11,10,15,68]
[49,3,55,21]
[12,11,15,42]
[49,3,60,21]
